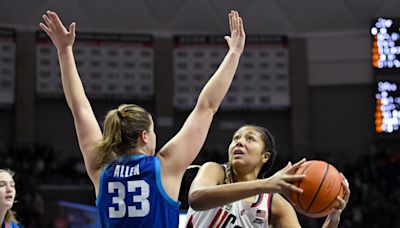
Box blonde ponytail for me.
[95,109,121,167]
[95,104,151,167]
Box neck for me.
[126,148,149,156]
[232,163,261,182]
[0,208,6,225]
[233,169,258,182]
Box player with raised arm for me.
[40,10,245,227]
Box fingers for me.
[289,158,306,172]
[283,158,306,174]
[238,17,244,37]
[41,10,72,33]
[228,10,240,33]
[228,11,233,32]
[284,182,303,194]
[42,14,53,30]
[332,173,350,213]
[69,22,76,35]
[292,158,306,169]
[284,174,305,182]
[340,173,351,202]
[232,11,238,32]
[224,36,231,43]
[39,23,51,34]
[330,207,342,215]
[336,195,346,210]
[48,11,66,31]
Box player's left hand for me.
[325,173,350,224]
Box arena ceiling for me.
[0,0,398,34]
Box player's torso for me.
[96,154,180,227]
[186,193,272,228]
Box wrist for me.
[323,217,340,228]
[258,179,271,193]
[57,46,73,55]
[227,49,243,56]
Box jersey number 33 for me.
[108,180,150,218]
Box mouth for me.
[5,196,14,201]
[232,149,245,158]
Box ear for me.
[261,151,271,164]
[139,130,149,145]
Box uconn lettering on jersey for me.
[187,208,266,228]
[113,164,140,178]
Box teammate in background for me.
[0,169,21,228]
[186,125,350,228]
[39,10,245,227]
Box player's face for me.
[0,171,16,210]
[228,126,265,171]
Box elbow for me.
[188,190,209,211]
[70,98,91,113]
[195,101,219,116]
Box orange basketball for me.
[289,160,344,218]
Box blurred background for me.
[0,0,399,227]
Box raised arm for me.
[39,11,102,188]
[157,11,245,198]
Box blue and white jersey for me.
[96,154,180,228]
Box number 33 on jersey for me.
[96,154,180,227]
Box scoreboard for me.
[375,80,400,133]
[371,17,400,71]
[173,34,289,110]
[36,32,154,99]
[0,28,15,105]
[372,17,400,135]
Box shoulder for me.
[195,162,225,184]
[199,162,225,174]
[271,194,301,227]
[271,194,292,214]
[201,161,224,170]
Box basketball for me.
[289,160,344,218]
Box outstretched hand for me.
[39,11,76,52]
[225,10,245,55]
[264,158,306,203]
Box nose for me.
[5,184,14,192]
[235,137,245,147]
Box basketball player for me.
[39,10,245,227]
[0,169,20,228]
[186,125,350,228]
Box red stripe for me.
[267,194,273,225]
[251,194,264,208]
[209,208,222,228]
[186,215,194,228]
[215,211,228,228]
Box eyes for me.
[0,181,15,188]
[232,135,257,142]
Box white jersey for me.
[185,193,273,228]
